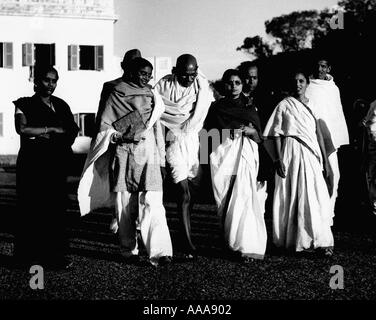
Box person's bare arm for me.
[15,113,64,138]
[274,136,286,178]
[241,122,261,143]
[316,121,334,196]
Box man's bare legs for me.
[176,179,197,258]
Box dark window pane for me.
[79,45,95,70]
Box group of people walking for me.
[13,49,350,269]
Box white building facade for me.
[0,0,119,154]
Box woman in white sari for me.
[205,69,267,262]
[263,70,335,256]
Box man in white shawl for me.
[155,54,214,259]
[306,58,349,219]
[77,58,173,266]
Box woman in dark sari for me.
[205,69,267,262]
[13,65,79,269]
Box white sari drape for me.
[263,97,334,251]
[210,134,267,259]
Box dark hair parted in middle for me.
[291,68,310,83]
[221,69,244,83]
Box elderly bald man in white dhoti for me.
[306,57,349,223]
[155,54,214,259]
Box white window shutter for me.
[22,43,34,66]
[68,45,79,70]
[4,42,13,68]
[95,45,104,71]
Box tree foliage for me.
[265,9,333,52]
[237,9,335,57]
[238,0,376,60]
[236,35,273,59]
[338,0,376,24]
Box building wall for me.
[0,14,119,154]
[145,56,173,87]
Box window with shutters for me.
[68,45,104,71]
[22,43,55,66]
[0,42,13,69]
[74,113,95,137]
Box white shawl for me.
[77,89,165,216]
[155,71,214,135]
[263,97,323,163]
[305,75,349,149]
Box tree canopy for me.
[237,0,376,58]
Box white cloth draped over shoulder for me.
[155,71,214,135]
[264,97,323,165]
[155,71,214,183]
[306,75,347,219]
[305,75,349,149]
[263,97,334,251]
[77,88,165,216]
[210,134,267,259]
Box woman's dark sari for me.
[13,95,78,264]
[205,93,261,135]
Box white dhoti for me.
[116,191,172,261]
[210,135,267,259]
[166,131,200,184]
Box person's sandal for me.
[241,256,254,264]
[109,218,118,234]
[324,248,334,257]
[183,253,197,261]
